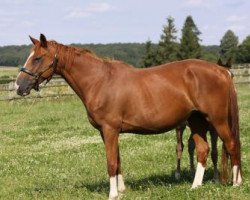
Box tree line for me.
[0,15,250,68]
[142,15,250,67]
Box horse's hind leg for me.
[212,122,242,185]
[175,124,185,180]
[209,127,219,182]
[188,113,209,189]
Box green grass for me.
[0,85,250,199]
[0,67,19,79]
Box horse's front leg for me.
[101,126,124,200]
[117,147,126,193]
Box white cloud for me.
[228,24,247,32]
[86,2,112,12]
[0,18,14,28]
[184,0,206,7]
[65,2,114,19]
[226,15,246,23]
[21,20,34,27]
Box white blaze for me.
[23,51,35,68]
[15,51,35,90]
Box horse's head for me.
[15,34,58,96]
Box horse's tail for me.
[221,79,241,183]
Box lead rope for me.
[11,97,37,128]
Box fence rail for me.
[1,65,250,101]
[0,77,75,101]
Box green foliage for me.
[0,43,146,68]
[178,16,202,60]
[0,85,250,199]
[0,45,31,66]
[236,36,250,63]
[141,40,157,67]
[220,30,239,63]
[201,45,220,63]
[155,16,179,64]
[72,43,146,67]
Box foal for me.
[175,122,219,182]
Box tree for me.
[141,39,156,67]
[178,16,201,60]
[220,30,238,63]
[155,16,178,64]
[236,35,250,63]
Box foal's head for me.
[15,34,57,96]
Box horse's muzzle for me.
[16,80,35,96]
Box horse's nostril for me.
[16,88,23,96]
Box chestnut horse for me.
[175,122,219,182]
[15,34,242,200]
[174,59,232,181]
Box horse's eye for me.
[34,56,42,61]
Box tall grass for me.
[0,85,249,199]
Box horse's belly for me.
[121,106,191,134]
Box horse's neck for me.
[58,53,109,102]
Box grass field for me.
[0,85,249,199]
[0,67,19,79]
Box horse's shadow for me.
[79,168,217,193]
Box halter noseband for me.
[20,54,58,89]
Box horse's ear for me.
[40,33,47,48]
[225,57,232,68]
[29,35,39,45]
[217,58,223,66]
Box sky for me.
[0,0,250,46]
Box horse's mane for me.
[49,40,127,66]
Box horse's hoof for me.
[109,192,118,200]
[175,171,181,180]
[109,195,118,200]
[233,182,241,187]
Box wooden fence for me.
[0,64,250,101]
[0,76,75,101]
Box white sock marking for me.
[192,162,205,189]
[117,174,126,193]
[109,176,118,200]
[233,165,242,186]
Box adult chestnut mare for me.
[15,34,242,200]
[174,59,232,181]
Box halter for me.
[20,54,58,90]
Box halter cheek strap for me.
[20,54,58,88]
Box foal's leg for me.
[175,124,185,180]
[209,128,219,182]
[101,126,120,200]
[188,134,195,175]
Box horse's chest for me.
[87,112,101,130]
